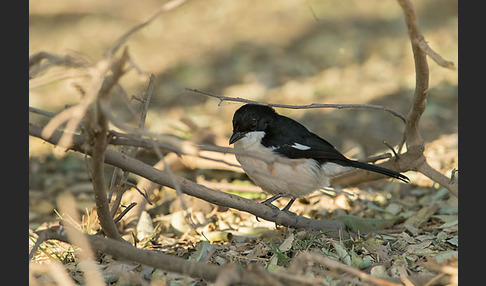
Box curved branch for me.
[333,0,458,196]
[86,49,130,242]
[416,161,458,197]
[397,0,429,150]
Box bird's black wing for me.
[274,132,349,163]
[262,115,409,183]
[261,115,349,163]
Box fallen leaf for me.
[188,241,214,262]
[332,241,351,266]
[136,211,154,241]
[279,233,295,252]
[431,250,458,263]
[405,204,440,227]
[446,235,458,247]
[370,265,390,279]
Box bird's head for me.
[229,104,276,145]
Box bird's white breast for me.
[233,131,333,198]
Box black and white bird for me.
[229,104,409,213]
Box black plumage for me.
[231,104,409,183]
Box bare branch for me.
[29,123,347,232]
[415,38,455,70]
[29,51,91,79]
[185,88,406,123]
[106,0,190,57]
[39,59,112,153]
[108,74,157,219]
[416,162,458,197]
[397,0,429,150]
[33,228,274,286]
[333,0,458,195]
[396,0,458,194]
[113,202,138,224]
[87,49,130,242]
[396,0,455,71]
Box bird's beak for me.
[229,132,246,145]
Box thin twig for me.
[149,139,201,234]
[363,152,392,164]
[449,168,458,183]
[39,59,112,153]
[124,182,153,205]
[108,167,120,203]
[415,37,455,70]
[113,202,138,224]
[383,141,399,158]
[29,106,56,118]
[29,51,90,79]
[185,88,406,122]
[108,74,156,218]
[106,0,190,57]
[139,73,156,129]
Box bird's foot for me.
[255,201,280,222]
[255,194,284,221]
[256,195,297,222]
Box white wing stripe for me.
[291,143,311,150]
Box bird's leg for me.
[261,193,284,205]
[257,194,297,223]
[271,197,297,219]
[255,193,284,222]
[272,198,297,229]
[281,198,296,213]
[272,197,297,219]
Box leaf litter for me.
[30,159,458,285]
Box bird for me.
[229,103,409,214]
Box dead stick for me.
[35,228,276,286]
[87,49,129,242]
[185,88,406,123]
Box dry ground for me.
[29,1,457,285]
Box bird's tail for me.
[345,160,409,183]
